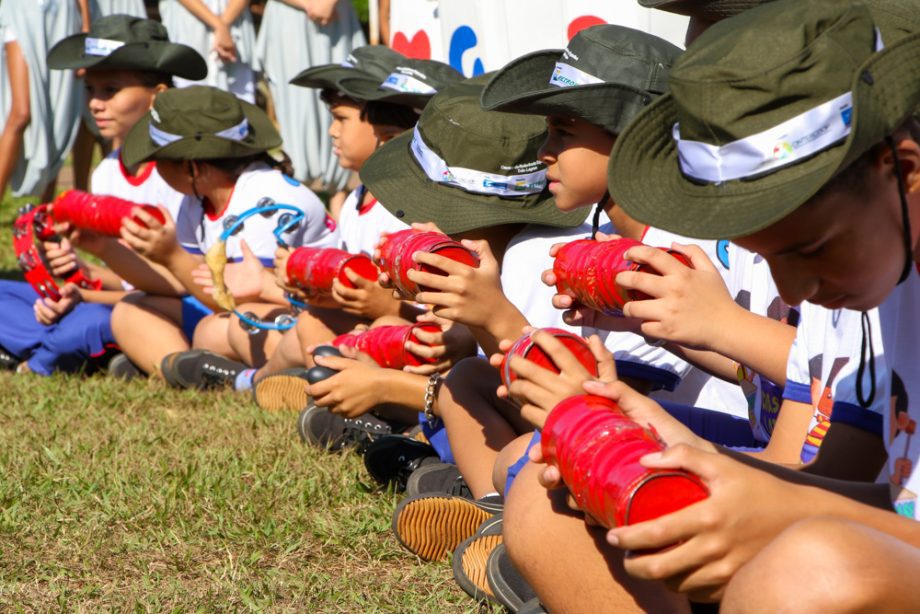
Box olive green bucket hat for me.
[608,0,920,240]
[481,25,681,134]
[122,86,281,166]
[289,45,406,93]
[336,59,463,109]
[47,14,206,80]
[359,81,588,234]
[637,0,773,19]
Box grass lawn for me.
[0,193,488,611]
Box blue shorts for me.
[504,431,541,499]
[659,400,763,449]
[180,295,213,340]
[417,413,455,465]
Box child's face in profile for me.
[538,116,615,211]
[85,69,162,148]
[734,141,920,311]
[328,101,378,171]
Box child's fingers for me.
[409,326,444,345]
[405,267,452,292]
[529,329,593,376]
[519,402,551,429]
[587,334,618,383]
[412,250,474,276]
[404,340,446,359]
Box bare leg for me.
[110,294,186,375]
[225,303,288,366]
[0,41,31,198]
[294,306,365,368]
[723,516,920,613]
[192,312,240,360]
[503,462,690,614]
[439,357,531,499]
[252,324,304,381]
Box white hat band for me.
[381,72,437,95]
[549,62,603,89]
[85,37,125,57]
[410,127,546,198]
[148,118,250,146]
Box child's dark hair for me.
[361,100,420,130]
[138,71,175,89]
[319,88,362,108]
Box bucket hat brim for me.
[336,75,433,108]
[47,35,207,80]
[481,50,653,134]
[360,130,589,234]
[122,99,281,166]
[608,31,920,240]
[290,65,372,91]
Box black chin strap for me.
[886,137,913,285]
[591,191,610,239]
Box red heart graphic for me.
[391,30,432,59]
[568,15,607,40]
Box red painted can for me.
[286,247,378,295]
[500,327,599,390]
[541,394,708,528]
[51,190,165,236]
[553,239,692,315]
[332,323,441,369]
[377,229,479,299]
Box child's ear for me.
[896,137,920,196]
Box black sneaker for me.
[107,353,142,380]
[363,435,440,490]
[486,542,538,612]
[453,515,504,604]
[406,462,473,499]
[0,344,20,370]
[297,403,393,453]
[160,350,245,389]
[253,368,311,411]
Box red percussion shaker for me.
[51,190,166,237]
[500,327,599,390]
[376,229,479,300]
[332,323,441,369]
[553,239,692,315]
[541,394,708,528]
[286,247,378,295]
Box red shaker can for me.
[377,229,480,300]
[51,190,166,236]
[553,239,692,315]
[541,394,708,528]
[332,323,441,369]
[500,327,599,390]
[286,247,379,295]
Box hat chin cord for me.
[885,136,913,286]
[591,191,610,238]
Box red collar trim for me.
[639,224,650,242]
[202,185,235,221]
[118,151,156,186]
[358,197,378,216]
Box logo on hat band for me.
[549,62,603,89]
[148,118,251,147]
[409,127,546,198]
[381,72,437,95]
[674,91,854,184]
[84,37,126,57]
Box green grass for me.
[0,193,488,610]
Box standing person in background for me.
[159,0,257,103]
[255,1,366,208]
[89,0,148,19]
[0,0,87,201]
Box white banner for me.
[388,0,689,77]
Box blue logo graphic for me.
[282,174,300,187]
[716,239,730,270]
[841,106,853,127]
[449,26,485,77]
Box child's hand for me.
[211,22,238,63]
[120,206,178,265]
[410,239,510,328]
[331,267,400,319]
[54,221,110,257]
[42,238,81,277]
[302,0,338,25]
[616,243,735,350]
[33,283,83,325]
[192,239,265,303]
[307,353,386,418]
[402,312,478,375]
[494,331,617,428]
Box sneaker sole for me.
[486,543,537,612]
[254,371,310,412]
[392,495,493,562]
[452,532,502,602]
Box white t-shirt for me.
[90,150,189,221]
[725,244,797,442]
[338,186,409,256]
[501,218,693,397]
[176,162,339,266]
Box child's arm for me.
[176,0,238,62]
[77,0,91,32]
[220,0,250,27]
